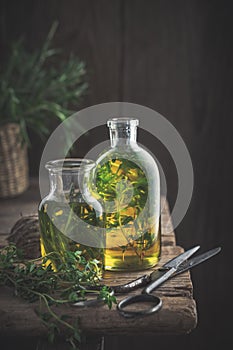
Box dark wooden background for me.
[0,1,232,349]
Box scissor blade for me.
[145,246,200,294]
[174,247,221,276]
[161,245,200,270]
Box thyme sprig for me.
[0,244,116,349]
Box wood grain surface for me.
[0,198,197,337]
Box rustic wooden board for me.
[0,199,197,337]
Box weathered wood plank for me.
[0,199,196,337]
[0,288,196,336]
[0,262,197,337]
[0,282,197,337]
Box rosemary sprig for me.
[96,156,153,260]
[0,244,116,349]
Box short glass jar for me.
[38,158,104,272]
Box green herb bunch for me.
[0,244,116,349]
[96,157,154,258]
[0,21,88,145]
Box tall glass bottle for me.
[38,159,104,273]
[95,118,161,271]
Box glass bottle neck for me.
[45,159,95,198]
[49,173,62,194]
[49,172,79,196]
[47,167,102,216]
[109,126,137,147]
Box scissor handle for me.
[117,294,162,318]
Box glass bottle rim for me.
[107,117,139,128]
[45,158,95,173]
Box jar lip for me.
[107,117,139,128]
[45,158,95,172]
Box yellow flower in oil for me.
[121,207,136,218]
[55,209,63,216]
[127,168,138,181]
[111,159,122,174]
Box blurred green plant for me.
[0,21,88,145]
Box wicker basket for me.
[0,123,29,198]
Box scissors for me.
[73,246,221,315]
[117,246,221,318]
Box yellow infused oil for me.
[38,199,103,274]
[96,157,161,271]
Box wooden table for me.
[0,181,197,347]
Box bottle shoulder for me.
[38,193,103,218]
[96,144,159,175]
[38,194,56,210]
[38,192,67,209]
